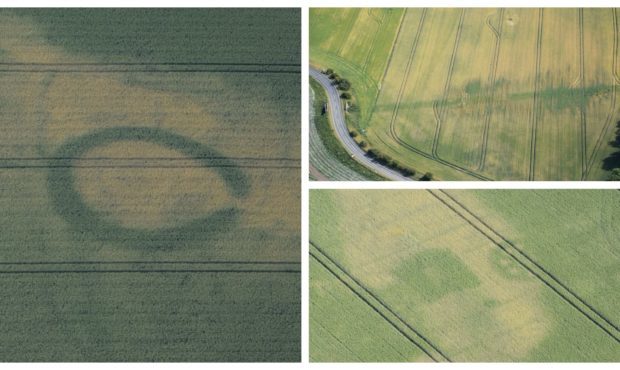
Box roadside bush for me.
[325,68,334,75]
[349,129,358,138]
[338,79,351,91]
[340,92,352,100]
[363,147,416,177]
[421,172,433,181]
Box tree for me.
[338,79,351,91]
[400,167,415,177]
[349,129,358,138]
[340,92,351,100]
[325,68,334,75]
[609,168,620,181]
[421,172,433,181]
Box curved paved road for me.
[310,67,412,181]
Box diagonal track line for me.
[579,8,588,178]
[428,190,620,342]
[583,8,619,179]
[528,9,544,181]
[310,241,451,362]
[432,8,466,159]
[479,8,505,171]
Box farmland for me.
[310,8,620,180]
[310,190,620,361]
[0,9,300,361]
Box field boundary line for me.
[616,8,620,84]
[0,260,299,265]
[362,10,386,73]
[0,62,299,74]
[368,8,407,125]
[528,9,544,181]
[583,8,619,179]
[485,13,500,38]
[0,164,299,169]
[388,8,427,149]
[432,9,466,159]
[310,252,438,361]
[0,157,300,169]
[428,190,620,342]
[479,9,505,171]
[0,269,300,274]
[310,241,451,362]
[0,62,299,66]
[579,8,588,178]
[0,69,299,74]
[0,156,299,161]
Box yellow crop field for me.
[310,8,620,180]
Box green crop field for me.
[0,9,300,361]
[310,190,620,361]
[310,8,620,180]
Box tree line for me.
[322,68,432,180]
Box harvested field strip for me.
[429,190,620,341]
[310,241,451,362]
[528,9,544,180]
[479,9,504,170]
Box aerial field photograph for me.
[310,8,620,181]
[0,8,300,361]
[310,189,620,361]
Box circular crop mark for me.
[47,126,250,249]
